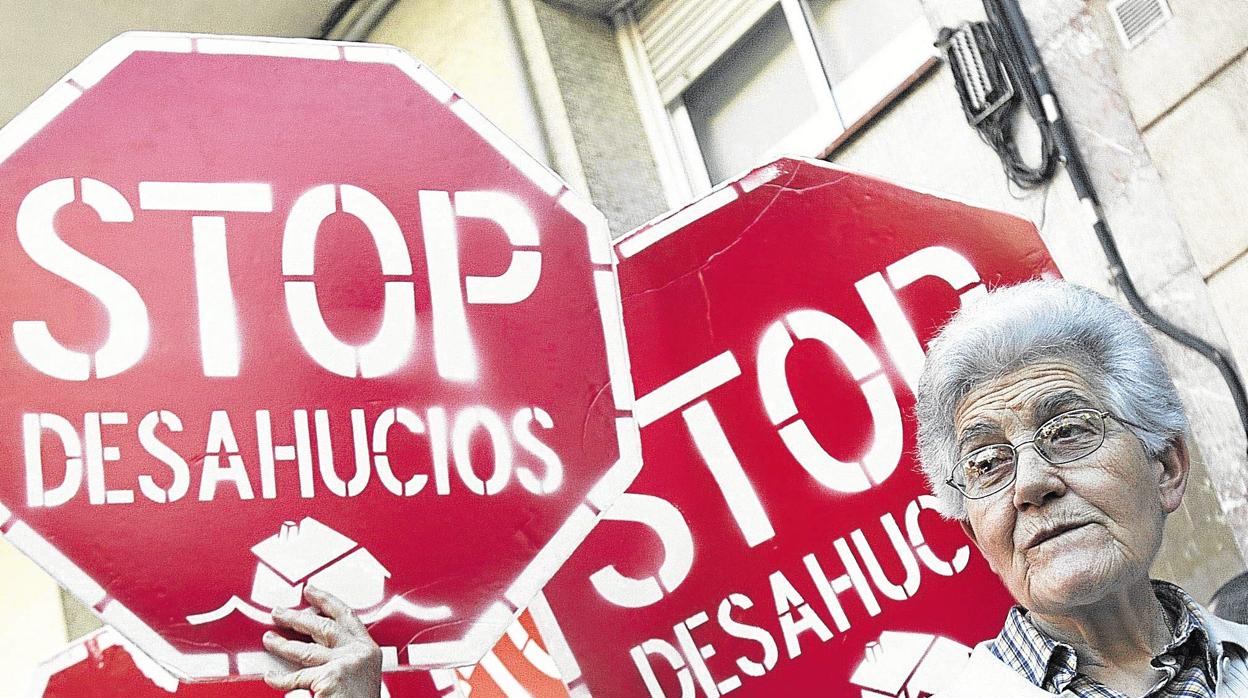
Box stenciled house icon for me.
[849,630,971,698]
[249,517,390,611]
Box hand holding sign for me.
[263,586,382,697]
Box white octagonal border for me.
[0,31,640,679]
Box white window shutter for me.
[631,0,778,103]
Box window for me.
[682,5,817,184]
[616,0,936,202]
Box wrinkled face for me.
[954,360,1187,615]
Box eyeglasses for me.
[946,408,1144,500]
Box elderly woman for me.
[916,280,1248,697]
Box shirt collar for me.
[1155,580,1218,684]
[990,605,1066,688]
[988,580,1216,691]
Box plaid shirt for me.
[987,581,1216,697]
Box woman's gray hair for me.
[915,280,1187,520]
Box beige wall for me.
[1111,0,1248,405]
[366,0,553,166]
[525,1,666,232]
[0,0,341,127]
[366,0,665,234]
[0,539,67,691]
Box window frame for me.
[613,0,939,205]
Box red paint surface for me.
[0,39,621,673]
[537,159,1056,697]
[456,612,572,698]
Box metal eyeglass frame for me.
[945,408,1147,500]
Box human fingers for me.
[263,665,323,692]
[265,647,382,697]
[271,606,342,648]
[262,629,334,667]
[304,585,369,638]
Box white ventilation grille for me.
[1107,0,1173,49]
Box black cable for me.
[937,17,1057,189]
[982,2,1058,189]
[316,0,360,40]
[987,0,1248,452]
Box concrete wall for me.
[366,0,552,166]
[0,0,341,127]
[829,0,1248,602]
[1083,0,1248,599]
[0,540,68,690]
[526,1,666,233]
[366,0,664,234]
[1104,0,1248,407]
[1094,0,1248,601]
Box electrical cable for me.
[317,0,360,40]
[937,15,1057,189]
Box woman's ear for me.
[1157,437,1190,514]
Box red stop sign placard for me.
[528,159,1054,696]
[0,33,637,679]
